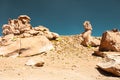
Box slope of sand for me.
[0,35,119,80]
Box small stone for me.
[25,58,44,67]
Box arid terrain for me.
[0,35,120,80]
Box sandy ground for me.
[0,35,120,80]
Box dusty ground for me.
[0,35,120,80]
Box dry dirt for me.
[0,35,120,80]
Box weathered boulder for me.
[34,26,59,39]
[97,53,120,76]
[99,30,120,52]
[81,21,100,47]
[19,36,54,57]
[0,36,54,57]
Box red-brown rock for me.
[99,30,120,52]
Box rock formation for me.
[2,15,59,39]
[0,36,54,57]
[81,21,100,47]
[3,15,32,35]
[99,29,120,52]
[94,29,120,76]
[0,15,59,57]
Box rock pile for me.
[81,21,100,47]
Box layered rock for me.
[0,35,54,57]
[81,21,100,47]
[99,29,120,52]
[97,53,120,76]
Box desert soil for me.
[0,35,119,80]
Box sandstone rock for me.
[0,36,53,57]
[97,53,120,76]
[0,15,59,57]
[94,51,120,58]
[81,21,100,47]
[81,30,92,46]
[18,15,31,23]
[25,58,44,67]
[34,26,49,31]
[19,36,54,57]
[99,30,120,51]
[44,31,53,39]
[51,32,60,39]
[28,30,39,35]
[1,34,15,46]
[2,24,14,35]
[2,15,59,40]
[34,26,59,39]
[83,21,92,31]
[90,37,100,47]
[22,33,31,38]
[2,15,32,36]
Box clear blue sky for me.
[0,0,120,36]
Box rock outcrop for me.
[81,21,100,47]
[99,29,120,52]
[0,15,59,57]
[3,15,32,35]
[0,34,54,57]
[2,15,59,40]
